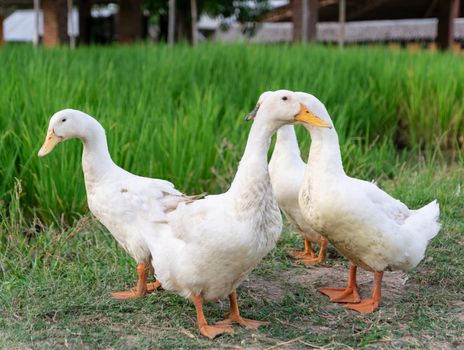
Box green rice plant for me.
[0,43,462,223]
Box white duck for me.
[38,109,195,300]
[296,92,441,313]
[139,90,332,338]
[269,124,328,265]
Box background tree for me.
[143,0,270,42]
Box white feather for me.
[269,125,322,244]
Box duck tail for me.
[401,200,440,268]
[406,200,441,241]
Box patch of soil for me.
[242,276,286,303]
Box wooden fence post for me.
[437,0,460,50]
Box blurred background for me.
[0,0,462,51]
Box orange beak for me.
[294,103,332,128]
[38,130,62,157]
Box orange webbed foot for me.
[111,290,142,300]
[297,256,324,266]
[111,281,161,300]
[217,313,269,330]
[318,286,361,303]
[319,264,360,303]
[199,324,234,339]
[235,317,269,330]
[287,249,314,259]
[218,290,269,331]
[289,239,327,266]
[345,298,379,314]
[112,262,160,300]
[192,294,234,339]
[345,271,383,313]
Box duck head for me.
[246,90,332,129]
[38,109,94,157]
[294,92,334,129]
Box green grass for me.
[0,43,463,348]
[0,166,462,349]
[0,43,463,221]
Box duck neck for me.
[230,119,275,193]
[273,125,301,160]
[81,120,115,184]
[305,126,345,177]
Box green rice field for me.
[0,43,463,220]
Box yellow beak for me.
[38,130,62,157]
[294,103,332,128]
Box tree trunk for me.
[437,0,460,50]
[168,0,175,44]
[0,14,4,47]
[175,0,192,43]
[191,0,198,45]
[118,0,142,43]
[78,0,91,45]
[159,13,168,42]
[42,0,68,47]
[292,0,318,43]
[338,0,345,47]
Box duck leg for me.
[318,264,361,303]
[216,290,269,330]
[288,239,315,259]
[298,237,328,266]
[192,294,234,339]
[345,271,383,314]
[146,261,161,293]
[111,262,161,300]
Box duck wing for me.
[350,177,411,224]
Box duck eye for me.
[62,118,67,122]
[282,96,288,101]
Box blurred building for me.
[4,8,76,42]
[210,0,464,51]
[0,0,462,50]
[2,6,118,44]
[265,0,462,49]
[216,18,464,50]
[0,0,142,46]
